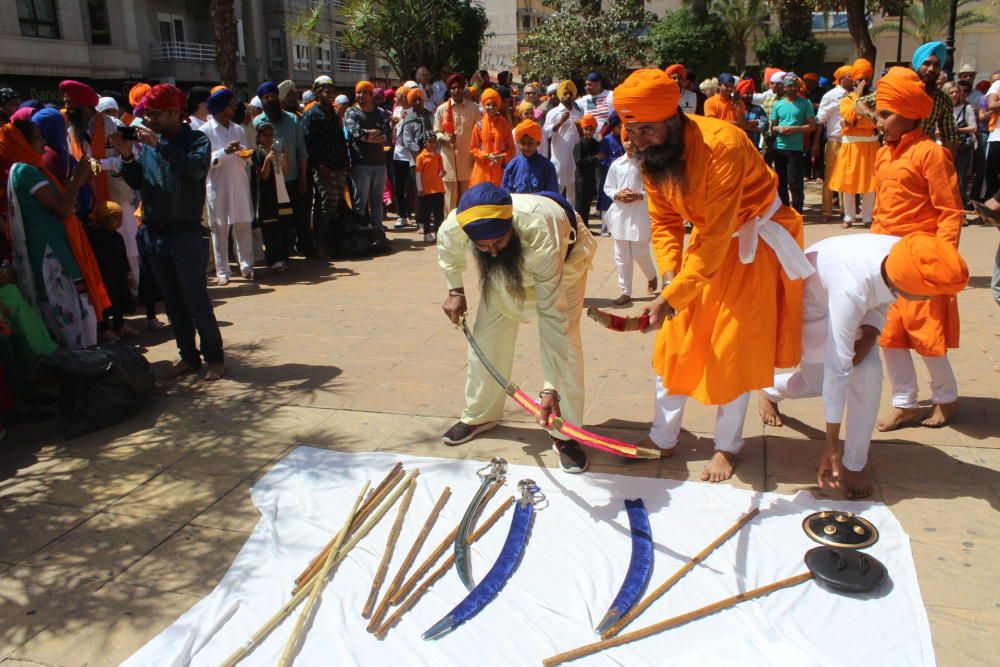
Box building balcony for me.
[337,58,367,74]
[152,41,245,64]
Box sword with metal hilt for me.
[458,316,660,459]
[455,457,508,590]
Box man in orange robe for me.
[469,88,515,187]
[870,67,965,431]
[614,70,811,481]
[828,60,878,228]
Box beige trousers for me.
[444,181,469,217]
[822,140,842,217]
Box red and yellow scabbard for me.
[586,306,650,332]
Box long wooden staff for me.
[389,480,503,605]
[221,469,419,667]
[362,477,418,618]
[277,480,370,667]
[366,486,452,632]
[601,507,760,638]
[543,572,814,666]
[374,495,514,639]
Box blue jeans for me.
[138,226,224,365]
[352,164,386,224]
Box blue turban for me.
[586,72,602,83]
[536,191,576,229]
[32,108,69,173]
[819,76,830,88]
[718,73,737,85]
[605,110,621,130]
[256,81,279,97]
[456,183,514,242]
[206,88,234,116]
[18,100,42,111]
[912,41,947,71]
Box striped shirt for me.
[576,89,613,132]
[860,87,958,144]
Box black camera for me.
[118,126,138,141]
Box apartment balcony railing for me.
[152,41,245,64]
[337,58,367,74]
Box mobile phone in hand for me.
[118,126,138,141]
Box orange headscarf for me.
[355,80,374,94]
[833,66,852,82]
[480,88,502,108]
[875,66,934,119]
[579,114,597,129]
[664,64,687,79]
[0,122,111,318]
[885,232,968,296]
[516,101,535,117]
[852,58,874,80]
[128,83,151,108]
[613,69,680,123]
[406,87,425,105]
[513,119,542,143]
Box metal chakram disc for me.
[802,511,879,549]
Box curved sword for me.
[423,480,541,640]
[455,457,507,590]
[594,498,654,635]
[459,317,660,459]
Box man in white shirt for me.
[665,64,698,114]
[759,233,968,499]
[576,72,614,133]
[813,66,854,221]
[544,80,583,207]
[202,88,255,284]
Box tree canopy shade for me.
[712,0,769,72]
[520,0,655,85]
[649,6,731,80]
[211,0,238,88]
[289,0,489,81]
[753,0,826,74]
[870,0,988,45]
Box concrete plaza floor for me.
[1,189,998,666]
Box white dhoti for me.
[613,240,656,296]
[649,377,750,453]
[209,217,254,278]
[883,347,958,408]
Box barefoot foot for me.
[164,360,200,380]
[757,392,784,427]
[700,450,736,482]
[922,401,957,428]
[875,406,925,432]
[841,467,874,500]
[637,436,673,458]
[203,362,226,382]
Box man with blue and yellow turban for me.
[437,183,597,473]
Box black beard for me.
[264,101,282,116]
[474,232,524,306]
[634,114,687,190]
[66,106,84,127]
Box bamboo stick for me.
[389,480,503,605]
[221,469,419,667]
[361,476,418,618]
[600,507,761,639]
[366,486,452,632]
[543,572,814,666]
[374,495,514,639]
[293,465,404,590]
[278,480,370,667]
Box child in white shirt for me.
[603,137,657,305]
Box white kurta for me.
[764,233,901,471]
[543,104,582,204]
[679,89,698,114]
[816,85,848,140]
[437,194,597,429]
[203,118,254,226]
[602,154,650,242]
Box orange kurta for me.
[469,114,515,187]
[872,128,964,357]
[703,94,743,124]
[827,93,878,194]
[647,114,804,405]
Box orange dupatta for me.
[0,122,112,319]
[63,109,110,208]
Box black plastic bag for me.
[332,201,392,259]
[29,342,155,439]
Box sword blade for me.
[460,317,516,394]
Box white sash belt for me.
[734,195,815,280]
[841,135,879,144]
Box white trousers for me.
[843,192,875,223]
[614,240,656,296]
[883,347,958,408]
[210,220,254,278]
[763,349,882,472]
[649,376,750,453]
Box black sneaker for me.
[442,421,497,446]
[552,439,588,474]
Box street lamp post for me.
[945,0,958,78]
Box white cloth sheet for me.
[123,448,936,667]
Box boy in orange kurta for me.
[827,60,878,228]
[871,67,965,431]
[469,88,515,187]
[613,70,811,482]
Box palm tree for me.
[210,0,238,88]
[871,0,987,44]
[712,0,769,71]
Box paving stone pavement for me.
[2,187,998,666]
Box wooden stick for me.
[374,495,514,639]
[543,572,814,666]
[278,480,369,667]
[367,486,452,632]
[221,469,419,667]
[293,465,404,590]
[389,480,503,605]
[361,476,417,618]
[600,507,761,639]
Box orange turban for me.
[406,87,425,104]
[885,232,968,297]
[557,80,577,99]
[735,79,755,95]
[516,101,535,117]
[852,58,874,80]
[128,83,151,108]
[763,67,781,84]
[803,72,819,82]
[876,66,934,119]
[833,66,852,82]
[355,80,374,93]
[613,69,680,124]
[480,87,502,108]
[664,64,687,80]
[514,119,542,143]
[580,114,597,129]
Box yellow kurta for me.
[437,194,597,426]
[647,114,805,405]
